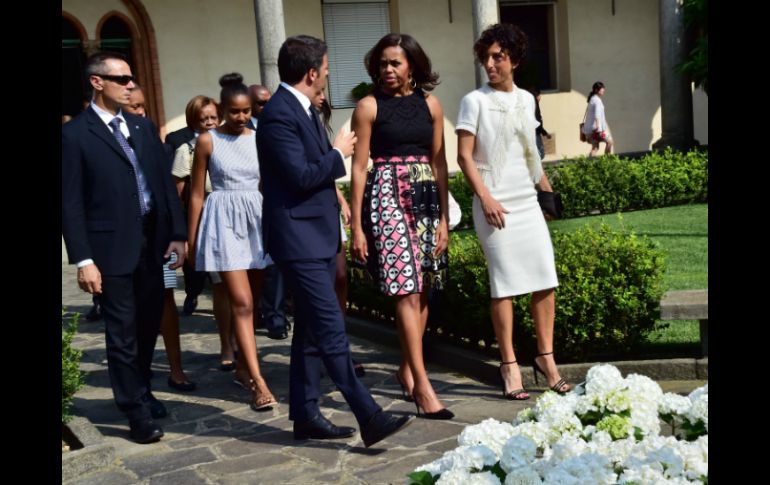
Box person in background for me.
[349,33,452,420]
[582,81,614,157]
[248,84,291,341]
[62,52,187,443]
[455,24,569,401]
[529,87,552,160]
[124,84,196,392]
[170,95,237,373]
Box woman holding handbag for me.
[581,81,614,157]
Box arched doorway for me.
[62,15,87,118]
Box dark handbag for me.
[579,123,586,142]
[538,191,564,219]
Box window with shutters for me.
[322,1,391,108]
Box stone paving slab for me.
[62,260,707,485]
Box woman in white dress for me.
[456,24,569,399]
[187,73,277,411]
[582,81,614,157]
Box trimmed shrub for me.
[347,223,666,360]
[447,148,708,223]
[547,148,708,217]
[62,308,84,424]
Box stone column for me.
[652,0,697,151]
[471,0,499,88]
[253,0,286,92]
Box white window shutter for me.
[322,2,391,108]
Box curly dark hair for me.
[473,23,528,65]
[364,33,440,91]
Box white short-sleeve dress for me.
[456,85,558,298]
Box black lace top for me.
[370,88,433,158]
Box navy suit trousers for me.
[279,257,380,425]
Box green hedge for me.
[62,308,84,424]
[348,223,666,360]
[448,148,708,223]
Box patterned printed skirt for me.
[358,155,448,296]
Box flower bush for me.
[409,364,707,485]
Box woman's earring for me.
[409,76,417,89]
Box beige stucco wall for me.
[64,0,708,169]
[147,0,261,132]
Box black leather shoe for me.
[182,296,198,316]
[293,413,356,440]
[360,410,415,448]
[266,328,289,340]
[142,391,167,419]
[129,418,164,444]
[167,377,197,392]
[85,304,102,322]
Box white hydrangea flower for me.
[416,444,498,475]
[687,393,708,430]
[584,365,625,396]
[500,435,538,473]
[543,453,616,485]
[515,407,536,424]
[617,464,667,484]
[679,435,708,480]
[549,434,590,462]
[459,418,517,455]
[659,393,692,417]
[467,471,502,485]
[436,468,472,485]
[646,446,685,478]
[504,466,543,485]
[510,420,553,448]
[688,384,708,402]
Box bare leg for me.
[213,281,235,366]
[219,269,275,405]
[160,289,190,384]
[396,292,446,413]
[531,288,569,392]
[604,138,614,155]
[490,297,529,398]
[589,140,600,157]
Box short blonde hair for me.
[185,95,219,130]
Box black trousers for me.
[100,216,164,423]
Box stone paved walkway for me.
[62,252,704,485]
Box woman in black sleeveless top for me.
[350,33,452,420]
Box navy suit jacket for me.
[62,107,187,275]
[257,86,345,261]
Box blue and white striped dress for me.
[195,129,271,271]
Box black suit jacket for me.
[62,107,187,275]
[164,126,195,152]
[257,86,345,262]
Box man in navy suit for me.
[258,35,413,448]
[62,52,187,444]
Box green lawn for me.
[547,204,708,349]
[455,204,708,349]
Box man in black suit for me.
[258,35,413,448]
[62,52,187,444]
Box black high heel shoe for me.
[532,351,569,394]
[394,373,414,402]
[414,397,454,420]
[499,361,530,400]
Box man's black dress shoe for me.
[129,418,164,444]
[266,328,289,340]
[360,410,415,448]
[167,377,197,392]
[142,391,167,419]
[182,296,198,316]
[293,413,357,440]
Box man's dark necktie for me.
[108,117,149,215]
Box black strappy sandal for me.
[499,361,530,400]
[533,352,569,394]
